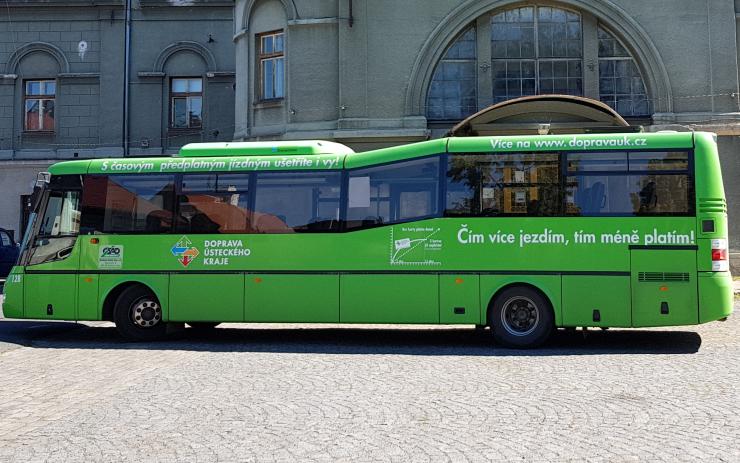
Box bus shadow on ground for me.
[0,320,85,347]
[1,322,703,356]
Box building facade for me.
[1,0,739,266]
[233,0,740,266]
[0,0,235,238]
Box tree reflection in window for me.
[446,153,561,216]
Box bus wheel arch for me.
[486,283,555,349]
[102,281,160,322]
[109,283,168,341]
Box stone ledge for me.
[288,17,339,27]
[58,72,100,79]
[206,71,235,78]
[332,128,430,141]
[137,72,166,79]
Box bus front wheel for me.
[113,285,168,342]
[489,286,554,349]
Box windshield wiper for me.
[33,246,75,265]
[35,232,79,239]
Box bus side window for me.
[445,153,560,217]
[565,151,692,216]
[346,157,440,230]
[253,172,342,233]
[80,175,176,233]
[178,174,251,234]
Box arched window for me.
[491,6,582,102]
[425,4,651,121]
[597,26,650,116]
[426,27,477,121]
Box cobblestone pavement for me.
[0,299,738,462]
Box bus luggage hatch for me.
[630,248,698,327]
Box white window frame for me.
[257,30,285,101]
[24,79,56,132]
[170,78,203,129]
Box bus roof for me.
[47,132,703,175]
[446,131,695,154]
[343,132,697,169]
[178,140,355,157]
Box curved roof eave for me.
[447,95,631,137]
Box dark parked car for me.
[0,228,19,279]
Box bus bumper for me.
[698,271,734,324]
[1,266,24,319]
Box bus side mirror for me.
[35,172,51,188]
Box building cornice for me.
[2,1,232,6]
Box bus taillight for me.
[711,239,729,272]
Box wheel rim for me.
[500,296,539,337]
[131,297,161,328]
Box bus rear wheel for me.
[489,286,554,349]
[113,285,167,342]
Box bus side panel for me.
[22,243,82,321]
[630,249,698,327]
[24,274,77,320]
[698,272,733,323]
[694,132,730,273]
[170,274,244,322]
[439,274,481,324]
[77,274,100,320]
[340,274,438,323]
[98,274,171,321]
[245,274,339,323]
[1,268,24,318]
[478,275,562,326]
[562,276,631,327]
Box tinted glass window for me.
[446,153,560,216]
[566,174,691,215]
[568,151,689,172]
[178,174,251,233]
[81,175,176,233]
[565,151,693,216]
[0,232,10,247]
[347,157,440,229]
[567,152,627,172]
[253,172,341,233]
[628,151,689,171]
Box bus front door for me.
[630,248,698,327]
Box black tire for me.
[187,322,220,331]
[489,286,554,349]
[113,285,167,342]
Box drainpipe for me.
[123,0,132,156]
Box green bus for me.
[1,133,733,348]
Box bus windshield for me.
[24,175,82,265]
